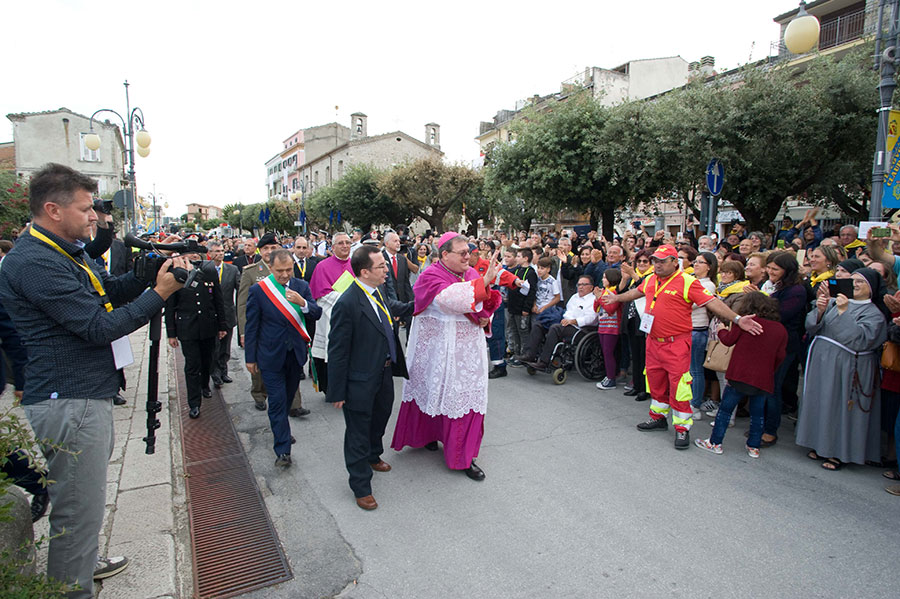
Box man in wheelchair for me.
[525,275,598,371]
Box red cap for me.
[650,244,678,260]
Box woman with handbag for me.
[695,292,787,458]
[797,268,888,471]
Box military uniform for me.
[166,263,227,410]
[238,259,305,413]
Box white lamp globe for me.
[84,133,101,151]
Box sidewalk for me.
[12,324,193,598]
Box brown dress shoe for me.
[356,495,378,510]
[370,460,391,472]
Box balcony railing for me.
[770,6,873,60]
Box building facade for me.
[186,203,223,222]
[266,123,351,200]
[6,107,126,195]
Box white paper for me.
[112,335,134,370]
[639,312,655,334]
[858,221,888,239]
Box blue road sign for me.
[706,159,724,196]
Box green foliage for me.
[308,164,401,231]
[0,172,29,239]
[200,218,222,231]
[378,159,483,230]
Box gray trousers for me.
[506,312,531,356]
[25,398,115,599]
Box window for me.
[80,133,100,162]
[325,166,331,185]
[314,170,319,186]
[338,160,343,179]
[96,178,108,195]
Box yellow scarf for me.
[844,239,866,251]
[810,270,834,286]
[683,266,694,275]
[718,280,750,298]
[635,266,653,279]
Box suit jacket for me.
[205,260,239,328]
[237,261,272,336]
[292,254,321,283]
[383,249,413,303]
[326,281,411,414]
[244,277,321,370]
[232,253,260,270]
[165,263,227,340]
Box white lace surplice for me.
[402,280,489,419]
[310,290,339,360]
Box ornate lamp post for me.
[83,80,151,231]
[784,1,900,219]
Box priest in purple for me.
[308,232,353,394]
[391,233,502,480]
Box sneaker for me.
[691,409,703,421]
[636,417,668,432]
[705,407,719,419]
[30,493,49,522]
[699,399,718,412]
[94,556,129,580]
[275,454,292,468]
[747,445,760,459]
[694,438,723,454]
[508,359,524,368]
[623,383,635,392]
[488,366,507,379]
[674,430,690,449]
[709,418,735,428]
[595,377,616,390]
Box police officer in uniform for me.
[166,253,227,418]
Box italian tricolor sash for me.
[259,275,311,343]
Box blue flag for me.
[259,209,265,223]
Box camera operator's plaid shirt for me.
[0,224,165,404]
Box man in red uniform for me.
[603,245,762,449]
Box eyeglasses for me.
[450,249,470,258]
[636,259,650,264]
[577,282,593,287]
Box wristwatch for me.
[733,315,742,324]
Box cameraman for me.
[0,163,185,598]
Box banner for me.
[882,109,900,209]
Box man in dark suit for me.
[232,238,259,270]
[290,235,321,283]
[327,245,413,510]
[245,249,321,468]
[206,240,239,387]
[382,231,413,303]
[166,254,228,418]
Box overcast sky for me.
[3,0,796,216]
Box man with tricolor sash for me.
[245,249,321,468]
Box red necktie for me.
[392,255,398,278]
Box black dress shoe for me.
[221,375,233,384]
[635,392,650,402]
[488,366,507,379]
[424,441,439,451]
[298,371,306,380]
[201,388,212,398]
[212,378,223,389]
[464,461,485,481]
[291,436,296,444]
[289,408,311,418]
[623,388,639,397]
[31,493,49,522]
[113,394,126,406]
[189,407,200,419]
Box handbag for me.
[704,337,733,373]
[882,341,900,372]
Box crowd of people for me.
[2,163,900,597]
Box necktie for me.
[392,255,398,278]
[376,290,397,363]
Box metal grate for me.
[174,352,292,598]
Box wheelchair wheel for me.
[574,331,605,381]
[552,368,567,385]
[526,366,536,375]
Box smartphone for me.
[777,240,786,249]
[828,278,854,298]
[872,227,892,238]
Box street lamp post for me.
[83,80,152,231]
[784,0,900,220]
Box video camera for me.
[93,198,113,215]
[124,233,207,286]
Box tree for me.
[201,217,222,231]
[308,164,403,231]
[485,96,627,239]
[0,172,29,238]
[378,159,483,231]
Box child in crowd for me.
[519,257,562,363]
[593,269,622,390]
[695,292,787,458]
[506,248,538,367]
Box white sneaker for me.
[709,418,735,428]
[691,409,703,421]
[699,399,718,412]
[705,407,718,418]
[596,377,616,390]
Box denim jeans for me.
[711,385,765,448]
[764,351,796,437]
[690,330,708,408]
[487,302,506,365]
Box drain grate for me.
[174,353,292,598]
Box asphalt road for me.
[226,356,900,599]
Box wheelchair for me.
[525,326,606,385]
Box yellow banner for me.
[887,110,900,152]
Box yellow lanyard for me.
[296,257,306,278]
[354,279,392,322]
[30,227,113,312]
[217,264,223,282]
[648,271,681,311]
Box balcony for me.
[770,5,872,60]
